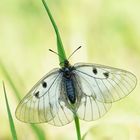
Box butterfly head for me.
[64,60,70,67]
[61,60,73,78]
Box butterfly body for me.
[60,60,76,104]
[63,77,76,104]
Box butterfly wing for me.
[48,80,74,126]
[15,68,61,123]
[16,69,71,125]
[73,63,137,103]
[73,74,111,121]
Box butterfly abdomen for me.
[64,78,76,104]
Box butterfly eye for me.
[92,67,98,74]
[42,81,47,88]
[103,72,109,78]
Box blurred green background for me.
[0,0,140,140]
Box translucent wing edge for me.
[15,68,61,123]
[74,63,137,103]
[73,73,112,121]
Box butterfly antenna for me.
[68,46,82,60]
[49,49,65,60]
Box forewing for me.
[16,68,62,123]
[74,63,137,103]
[74,74,111,121]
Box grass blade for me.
[82,132,88,140]
[74,115,82,140]
[42,0,67,64]
[41,1,82,140]
[31,125,46,140]
[0,61,22,101]
[0,61,46,140]
[3,82,18,140]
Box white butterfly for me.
[16,47,137,126]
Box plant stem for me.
[74,114,82,140]
[42,0,67,64]
[42,1,82,139]
[0,60,46,140]
[3,82,18,140]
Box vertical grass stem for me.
[42,1,82,139]
[42,0,67,64]
[74,114,82,140]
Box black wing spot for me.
[34,91,40,98]
[92,67,98,75]
[42,81,47,88]
[103,72,109,78]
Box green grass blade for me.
[82,132,88,140]
[31,125,46,140]
[3,82,18,140]
[74,115,82,140]
[42,0,67,65]
[0,61,46,140]
[42,1,82,140]
[0,61,21,101]
[81,127,94,140]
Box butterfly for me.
[16,46,137,126]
